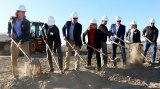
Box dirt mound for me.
[3,71,107,89]
[25,59,42,77]
[127,43,144,67]
[0,54,160,89]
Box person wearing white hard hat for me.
[126,20,141,43]
[83,18,102,71]
[98,16,112,68]
[109,16,126,66]
[62,11,82,71]
[7,5,30,78]
[42,16,63,73]
[143,18,159,64]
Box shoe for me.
[50,68,54,72]
[14,75,19,78]
[75,67,80,71]
[60,70,64,74]
[97,67,102,71]
[63,68,69,71]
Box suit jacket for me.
[62,21,82,48]
[83,29,101,49]
[98,24,112,42]
[110,24,126,43]
[126,29,141,43]
[8,16,30,44]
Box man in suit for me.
[110,16,126,66]
[62,12,82,71]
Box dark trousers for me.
[112,42,126,63]
[87,47,101,68]
[46,43,63,70]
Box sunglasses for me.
[151,23,155,24]
[90,24,96,26]
[117,20,121,22]
[73,18,78,20]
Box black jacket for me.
[42,24,61,45]
[142,26,159,42]
[98,24,112,42]
[8,16,30,44]
[62,21,82,48]
[83,29,101,49]
[126,29,141,43]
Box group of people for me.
[7,5,159,78]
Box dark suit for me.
[62,21,82,48]
[110,24,126,63]
[62,21,82,70]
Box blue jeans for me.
[112,42,126,63]
[144,41,157,63]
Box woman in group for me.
[83,18,102,71]
[126,20,141,43]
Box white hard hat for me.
[101,16,108,21]
[130,20,137,25]
[90,18,97,24]
[17,5,26,12]
[149,18,155,23]
[46,16,55,26]
[70,11,78,18]
[115,16,121,21]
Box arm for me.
[152,28,159,42]
[83,30,88,43]
[62,22,67,38]
[125,29,130,40]
[41,24,48,40]
[21,20,30,44]
[142,26,148,36]
[138,30,141,42]
[120,25,126,40]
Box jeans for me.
[143,41,157,63]
[112,42,126,63]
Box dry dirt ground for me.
[0,52,160,89]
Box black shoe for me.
[97,67,102,71]
[50,68,54,72]
[113,62,117,67]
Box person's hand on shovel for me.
[63,36,67,41]
[45,40,48,44]
[114,35,118,39]
[17,41,22,48]
[73,44,76,49]
[83,42,86,45]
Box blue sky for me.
[0,0,160,44]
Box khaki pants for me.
[10,41,30,77]
[64,40,80,70]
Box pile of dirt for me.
[0,53,160,89]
